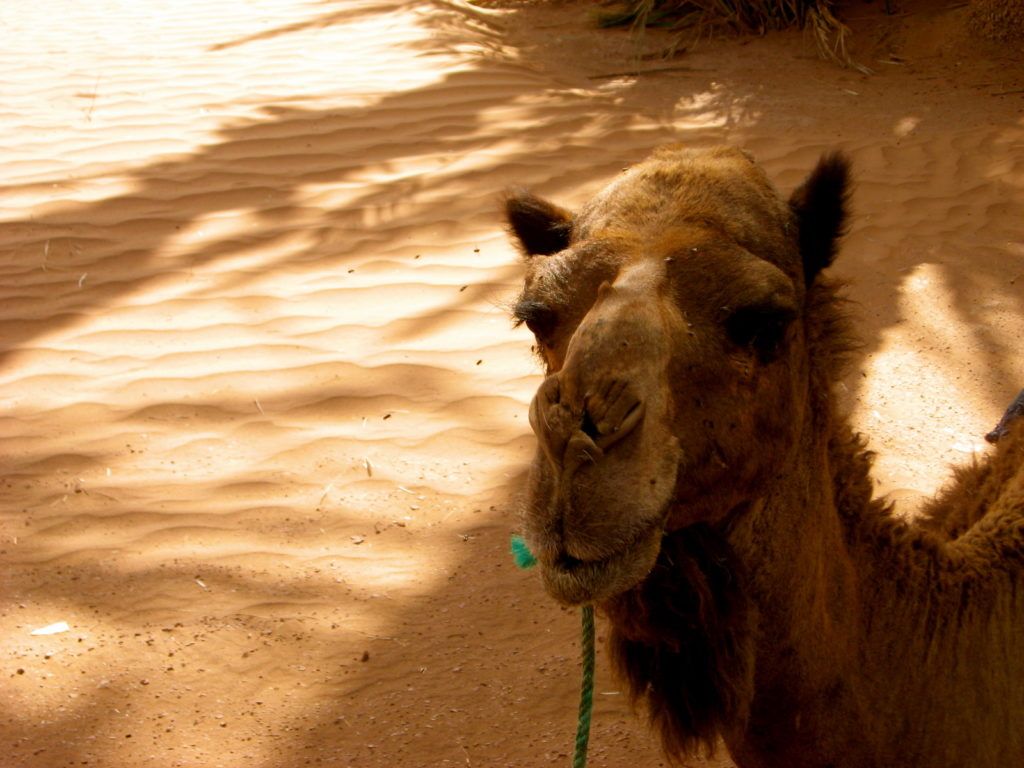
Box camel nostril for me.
[529,374,578,469]
[596,398,645,450]
[578,390,645,451]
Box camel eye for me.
[514,299,559,343]
[725,303,796,362]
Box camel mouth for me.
[538,521,665,606]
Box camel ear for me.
[788,152,851,284]
[504,188,573,256]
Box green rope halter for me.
[511,535,594,768]
[574,604,595,768]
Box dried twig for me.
[589,64,708,79]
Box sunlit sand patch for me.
[1,607,114,719]
[893,116,921,138]
[0,1,464,220]
[674,86,760,130]
[859,262,1001,499]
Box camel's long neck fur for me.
[721,405,872,767]
[607,278,1024,767]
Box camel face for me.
[521,251,683,605]
[507,146,837,605]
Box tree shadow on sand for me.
[1,1,1023,766]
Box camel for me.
[504,145,1024,768]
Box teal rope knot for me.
[510,535,538,569]
[511,535,595,768]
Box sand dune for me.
[1,0,1022,766]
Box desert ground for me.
[1,1,1022,766]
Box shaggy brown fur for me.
[969,0,1024,43]
[603,524,756,759]
[506,145,1024,768]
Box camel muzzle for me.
[529,261,670,473]
[522,259,681,571]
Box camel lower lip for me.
[539,523,664,606]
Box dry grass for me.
[595,0,865,70]
[968,0,1024,42]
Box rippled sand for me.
[1,1,1022,766]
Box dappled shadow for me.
[0,2,772,375]
[2,1,1023,766]
[830,132,1024,433]
[0,2,1019,411]
[3,475,679,766]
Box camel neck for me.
[714,412,877,766]
[729,418,861,659]
[725,414,1024,767]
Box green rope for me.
[511,535,594,768]
[573,604,595,768]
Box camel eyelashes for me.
[513,298,559,341]
[724,303,797,362]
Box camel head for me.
[507,145,849,606]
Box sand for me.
[0,1,1022,766]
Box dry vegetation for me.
[594,0,858,65]
[968,0,1024,42]
[596,0,841,32]
[593,0,1024,66]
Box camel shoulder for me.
[918,420,1024,544]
